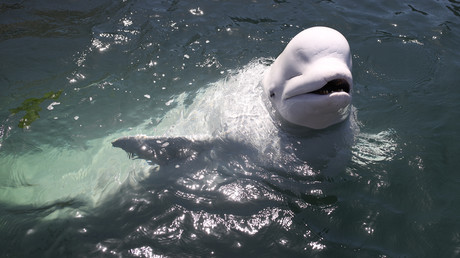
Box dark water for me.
[1,0,460,257]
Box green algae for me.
[9,90,63,128]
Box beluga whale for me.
[112,26,354,171]
[263,26,352,129]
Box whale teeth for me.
[318,89,336,95]
[310,79,350,95]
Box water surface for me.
[1,0,460,256]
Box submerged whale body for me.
[112,27,354,168]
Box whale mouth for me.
[310,79,350,95]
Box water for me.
[1,0,459,256]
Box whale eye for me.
[270,91,275,98]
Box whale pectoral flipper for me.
[112,136,212,165]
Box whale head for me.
[263,26,353,130]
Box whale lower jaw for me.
[284,89,351,104]
[285,78,351,100]
[279,90,352,130]
[281,106,351,130]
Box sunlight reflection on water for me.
[1,0,460,257]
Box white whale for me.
[263,26,353,129]
[112,26,355,169]
[0,26,402,218]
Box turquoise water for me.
[1,0,460,256]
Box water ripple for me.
[1,0,460,256]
